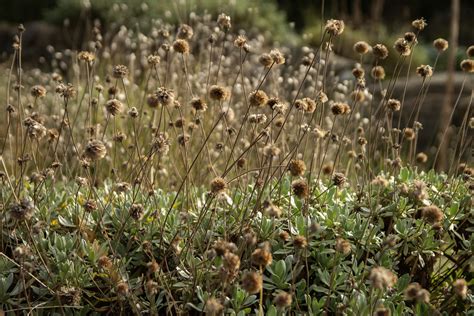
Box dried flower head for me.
[332,172,346,187]
[372,44,389,59]
[210,177,227,194]
[270,49,285,65]
[209,85,229,101]
[217,13,231,30]
[249,90,268,107]
[204,298,223,316]
[405,282,421,300]
[112,64,129,79]
[292,179,309,199]
[467,45,474,58]
[369,266,397,290]
[460,59,474,73]
[412,18,427,30]
[416,152,428,163]
[416,64,433,78]
[259,53,273,67]
[403,128,415,140]
[353,41,370,55]
[78,51,95,63]
[251,248,272,267]
[288,159,306,177]
[177,24,193,40]
[387,99,401,112]
[325,19,345,36]
[31,85,46,98]
[421,205,443,225]
[105,99,123,116]
[293,235,308,249]
[156,87,175,106]
[173,39,190,54]
[394,38,411,56]
[371,66,386,80]
[452,279,468,299]
[335,238,351,255]
[9,198,35,221]
[241,271,262,294]
[274,291,292,309]
[84,139,107,161]
[433,38,449,52]
[147,54,160,66]
[234,35,247,48]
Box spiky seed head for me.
[412,18,427,30]
[325,19,345,36]
[31,85,46,98]
[416,64,433,78]
[270,49,285,65]
[387,99,401,112]
[394,38,411,56]
[112,64,129,78]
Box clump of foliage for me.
[0,6,473,316]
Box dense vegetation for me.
[0,6,473,315]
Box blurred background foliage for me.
[0,0,473,70]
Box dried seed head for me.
[416,289,430,304]
[259,53,273,67]
[372,44,389,59]
[403,128,415,140]
[371,65,386,80]
[147,54,160,66]
[9,198,35,221]
[251,248,273,267]
[84,139,106,161]
[452,279,468,299]
[332,172,346,187]
[373,307,390,316]
[274,291,292,309]
[217,13,231,30]
[209,85,229,101]
[325,19,345,36]
[129,204,144,220]
[353,41,370,55]
[387,99,401,112]
[369,266,397,290]
[263,201,282,218]
[404,282,421,300]
[30,85,47,98]
[331,102,346,115]
[190,97,207,111]
[173,39,190,54]
[292,179,309,199]
[105,99,123,116]
[352,67,365,79]
[460,59,474,73]
[421,205,443,225]
[78,51,95,63]
[351,90,365,103]
[433,38,449,52]
[288,159,306,177]
[177,24,194,40]
[204,298,223,316]
[270,49,285,65]
[394,38,411,56]
[412,18,427,30]
[156,87,175,106]
[467,45,474,58]
[116,282,129,297]
[112,64,129,79]
[249,90,268,107]
[234,35,247,48]
[404,32,417,43]
[210,177,227,194]
[416,64,433,78]
[303,97,317,113]
[293,235,308,249]
[241,271,262,294]
[416,152,428,163]
[335,238,351,254]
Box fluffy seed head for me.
[210,177,227,194]
[460,59,474,73]
[204,298,223,316]
[331,102,346,115]
[412,18,427,30]
[177,24,193,40]
[433,38,449,52]
[251,248,272,267]
[209,85,229,101]
[403,128,415,140]
[421,205,443,225]
[259,53,273,67]
[217,13,231,29]
[325,19,345,36]
[416,64,433,78]
[292,179,309,199]
[416,152,428,163]
[369,266,397,290]
[156,87,175,106]
[190,97,207,111]
[353,41,370,55]
[405,282,421,300]
[270,49,285,65]
[241,271,262,294]
[372,44,389,59]
[293,235,308,249]
[112,64,129,78]
[31,85,47,98]
[274,291,292,309]
[467,45,474,58]
[394,38,411,56]
[452,279,468,299]
[371,66,386,80]
[147,54,160,66]
[387,99,401,112]
[249,90,268,107]
[404,32,417,43]
[332,172,346,187]
[288,159,306,177]
[173,39,190,54]
[335,238,351,254]
[84,139,106,161]
[105,99,123,116]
